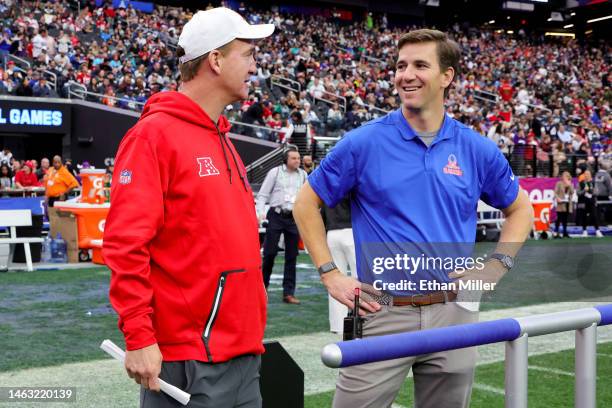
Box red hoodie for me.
[103,91,266,363]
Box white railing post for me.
[505,333,528,408]
[575,323,597,408]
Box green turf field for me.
[305,342,612,407]
[1,238,611,407]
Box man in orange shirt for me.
[44,155,79,208]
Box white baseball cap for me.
[178,7,275,64]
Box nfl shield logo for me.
[119,169,132,184]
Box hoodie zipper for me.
[202,268,246,362]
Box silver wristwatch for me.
[317,261,338,276]
[489,253,514,270]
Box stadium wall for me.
[0,96,277,168]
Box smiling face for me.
[394,41,454,114]
[286,151,301,171]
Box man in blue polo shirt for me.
[293,29,533,408]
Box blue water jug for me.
[41,236,52,263]
[51,233,68,263]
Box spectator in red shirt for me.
[266,112,282,129]
[499,104,512,123]
[499,79,514,102]
[14,161,41,188]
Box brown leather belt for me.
[392,291,457,307]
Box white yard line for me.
[267,285,313,292]
[528,365,576,377]
[473,382,505,395]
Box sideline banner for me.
[0,197,45,216]
[519,177,579,221]
[519,178,559,203]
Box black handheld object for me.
[343,288,364,341]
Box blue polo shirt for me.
[308,109,519,295]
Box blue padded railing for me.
[322,305,612,369]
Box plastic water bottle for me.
[41,236,52,263]
[52,233,68,263]
[50,237,58,262]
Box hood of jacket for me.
[140,91,232,134]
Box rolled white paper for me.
[100,339,191,406]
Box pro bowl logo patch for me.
[119,169,132,184]
[443,154,463,176]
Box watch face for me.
[502,256,514,269]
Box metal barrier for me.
[4,54,30,71]
[322,304,612,408]
[5,54,57,90]
[42,69,57,90]
[520,101,552,113]
[227,120,284,143]
[334,44,385,64]
[506,147,605,178]
[66,81,87,99]
[271,75,301,93]
[338,63,357,72]
[508,145,537,177]
[134,26,178,51]
[312,136,340,162]
[81,90,145,110]
[359,102,389,117]
[245,144,286,184]
[310,90,347,112]
[474,89,499,104]
[66,85,146,110]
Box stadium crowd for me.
[0,0,610,177]
[0,147,112,202]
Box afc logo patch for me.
[197,157,220,177]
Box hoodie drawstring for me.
[222,133,249,192]
[216,126,233,184]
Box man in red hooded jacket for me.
[103,7,274,408]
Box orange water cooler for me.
[531,200,552,239]
[80,169,107,204]
[53,168,110,264]
[53,202,109,264]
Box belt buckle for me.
[410,294,422,307]
[274,207,281,214]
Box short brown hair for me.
[397,29,461,97]
[176,43,233,82]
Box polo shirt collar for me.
[281,164,299,174]
[392,109,455,144]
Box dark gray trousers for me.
[141,354,261,408]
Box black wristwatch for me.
[489,253,514,270]
[317,261,338,276]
